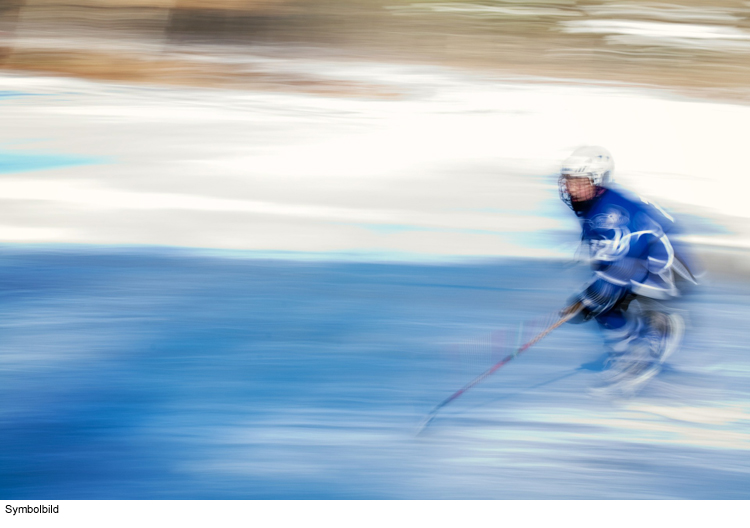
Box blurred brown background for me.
[1,0,749,99]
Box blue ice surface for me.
[0,148,107,174]
[0,245,749,499]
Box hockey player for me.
[558,146,697,387]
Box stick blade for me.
[415,412,438,437]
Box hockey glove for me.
[567,277,629,324]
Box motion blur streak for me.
[0,0,749,500]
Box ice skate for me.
[645,311,685,365]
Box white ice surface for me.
[0,62,747,258]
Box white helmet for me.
[559,146,614,210]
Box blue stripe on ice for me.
[0,91,36,99]
[0,149,107,174]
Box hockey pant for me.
[570,277,645,356]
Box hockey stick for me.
[416,303,581,435]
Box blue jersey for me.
[578,186,693,301]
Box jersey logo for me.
[592,205,630,230]
[589,206,631,261]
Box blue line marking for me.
[0,148,108,174]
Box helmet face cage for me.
[558,172,607,211]
[558,146,613,211]
[558,174,574,209]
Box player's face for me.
[564,175,596,202]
